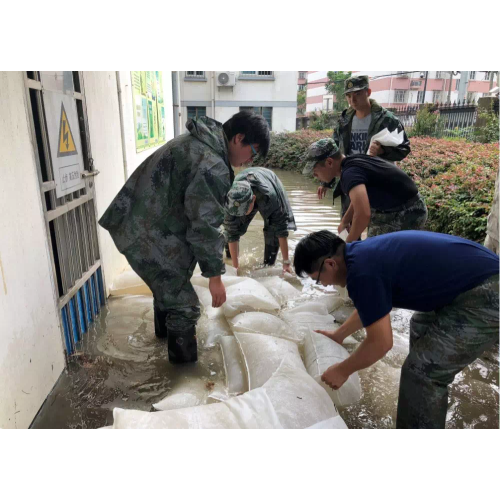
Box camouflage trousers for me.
[396,274,499,429]
[368,194,428,238]
[122,233,200,331]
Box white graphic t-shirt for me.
[350,114,372,154]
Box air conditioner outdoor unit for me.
[216,72,236,87]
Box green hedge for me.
[252,130,499,242]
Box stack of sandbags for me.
[254,276,301,306]
[227,312,300,342]
[112,357,345,429]
[303,331,362,407]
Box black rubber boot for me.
[263,244,279,266]
[153,300,169,339]
[225,243,231,259]
[168,326,198,364]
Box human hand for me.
[368,140,384,157]
[317,186,328,199]
[283,263,292,275]
[314,329,344,345]
[209,276,226,308]
[321,363,349,390]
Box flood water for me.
[31,168,499,429]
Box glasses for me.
[249,143,258,157]
[315,257,328,285]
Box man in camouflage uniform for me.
[303,138,427,242]
[224,167,296,273]
[99,111,270,364]
[293,229,499,428]
[317,75,411,216]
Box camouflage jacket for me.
[325,99,411,191]
[224,167,296,242]
[99,117,234,278]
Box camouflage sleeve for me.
[378,116,411,162]
[223,213,243,243]
[184,161,228,278]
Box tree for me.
[297,89,307,116]
[325,71,352,111]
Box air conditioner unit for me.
[216,71,236,87]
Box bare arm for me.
[345,184,371,243]
[339,203,355,232]
[278,237,291,273]
[228,241,239,269]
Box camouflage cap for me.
[302,138,339,175]
[344,75,369,94]
[225,180,254,216]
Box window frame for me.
[187,106,207,120]
[239,106,272,130]
[185,71,207,81]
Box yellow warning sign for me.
[57,103,78,157]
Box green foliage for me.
[325,71,352,111]
[408,104,445,138]
[473,108,500,144]
[400,137,499,241]
[251,129,333,172]
[308,110,338,131]
[297,89,306,115]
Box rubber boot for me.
[225,243,231,259]
[168,326,198,364]
[153,300,169,339]
[263,244,279,266]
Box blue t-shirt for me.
[345,231,499,327]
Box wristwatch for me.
[283,260,291,265]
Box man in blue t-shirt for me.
[294,230,499,429]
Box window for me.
[433,91,443,103]
[298,84,306,91]
[299,72,306,79]
[467,92,478,103]
[394,90,408,103]
[185,71,206,80]
[240,71,274,79]
[469,71,476,80]
[435,71,444,79]
[417,91,424,103]
[239,106,272,130]
[484,71,491,80]
[187,106,206,119]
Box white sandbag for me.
[222,278,280,319]
[219,337,248,395]
[283,302,330,317]
[281,306,337,341]
[304,331,361,407]
[113,387,282,429]
[262,356,338,429]
[256,276,301,305]
[109,269,152,296]
[234,332,305,390]
[306,416,348,429]
[228,312,300,342]
[250,267,294,279]
[312,294,345,313]
[153,393,201,411]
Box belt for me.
[374,193,421,214]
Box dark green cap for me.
[344,75,369,94]
[302,138,339,175]
[225,180,253,216]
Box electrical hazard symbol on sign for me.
[57,103,78,157]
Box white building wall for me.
[0,71,65,429]
[180,72,297,133]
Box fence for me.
[388,99,498,140]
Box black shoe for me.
[263,244,279,266]
[154,301,168,339]
[168,326,198,364]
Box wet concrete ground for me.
[31,168,499,429]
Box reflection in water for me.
[32,168,499,429]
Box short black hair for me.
[223,110,270,158]
[293,230,345,277]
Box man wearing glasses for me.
[99,111,270,364]
[224,166,296,274]
[293,229,499,428]
[303,138,427,243]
